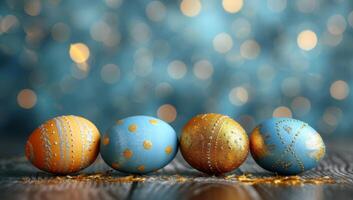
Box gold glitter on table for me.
[20,174,146,185]
[225,174,336,186]
[19,173,336,186]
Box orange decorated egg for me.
[25,115,100,174]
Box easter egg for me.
[180,113,249,175]
[250,117,326,175]
[25,115,100,174]
[100,115,178,174]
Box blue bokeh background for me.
[1,0,353,156]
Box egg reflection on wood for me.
[25,115,100,174]
[250,117,326,175]
[180,113,249,175]
[100,116,178,174]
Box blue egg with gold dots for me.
[250,117,326,175]
[100,115,178,174]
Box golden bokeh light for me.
[323,107,342,126]
[193,60,214,80]
[69,43,90,63]
[0,15,19,33]
[240,39,260,59]
[330,80,349,100]
[167,60,187,79]
[157,104,177,123]
[24,0,41,16]
[273,106,292,118]
[146,1,166,22]
[222,0,243,13]
[180,0,202,17]
[297,30,317,51]
[291,96,311,116]
[229,87,249,106]
[327,15,346,36]
[213,32,233,53]
[17,89,37,109]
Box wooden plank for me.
[0,145,352,200]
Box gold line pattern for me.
[272,119,306,172]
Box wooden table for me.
[1,143,352,200]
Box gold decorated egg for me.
[180,113,249,174]
[25,115,100,174]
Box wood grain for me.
[0,144,352,200]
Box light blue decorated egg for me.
[250,118,326,175]
[100,115,178,174]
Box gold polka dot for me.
[137,165,145,172]
[116,120,123,125]
[143,140,153,150]
[128,124,137,132]
[112,163,120,169]
[165,146,173,155]
[149,119,158,125]
[123,149,133,159]
[103,136,110,145]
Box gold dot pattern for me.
[310,147,325,161]
[123,149,133,159]
[165,146,173,155]
[149,119,158,125]
[270,119,306,172]
[103,136,110,145]
[112,163,120,169]
[128,124,137,132]
[143,140,153,150]
[137,165,145,171]
[105,117,177,173]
